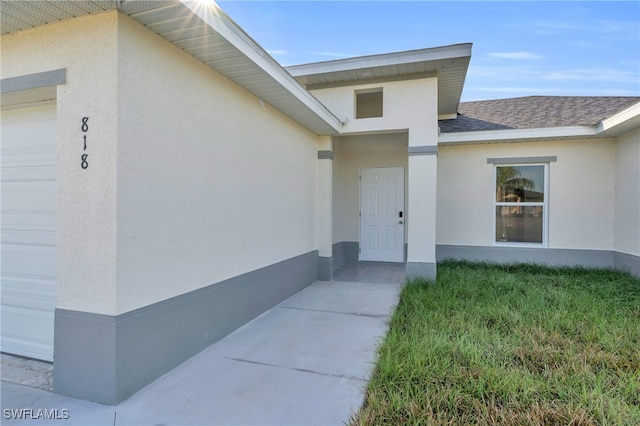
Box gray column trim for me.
[408,146,438,156]
[332,241,359,269]
[406,262,437,280]
[613,251,640,279]
[318,256,334,281]
[54,250,319,405]
[1,69,66,93]
[318,150,334,160]
[487,156,557,164]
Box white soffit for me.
[0,0,342,135]
[286,44,473,117]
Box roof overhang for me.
[439,101,640,145]
[1,0,342,135]
[286,44,473,118]
[598,101,640,137]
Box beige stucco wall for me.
[332,133,408,244]
[615,128,640,256]
[1,12,119,315]
[437,138,616,250]
[310,79,438,146]
[1,12,323,316]
[314,78,439,265]
[115,14,320,314]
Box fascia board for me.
[179,0,342,134]
[438,125,598,144]
[597,101,640,133]
[287,43,472,76]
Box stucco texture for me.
[1,12,323,315]
[1,12,119,315]
[332,133,408,244]
[115,14,321,314]
[437,139,617,251]
[615,128,640,256]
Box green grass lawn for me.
[352,261,640,425]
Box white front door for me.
[1,102,57,361]
[360,167,404,263]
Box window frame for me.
[492,162,550,247]
[354,87,383,119]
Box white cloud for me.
[532,19,639,41]
[489,52,544,60]
[542,68,639,84]
[569,41,609,49]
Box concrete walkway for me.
[2,267,403,425]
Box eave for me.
[286,44,473,118]
[0,0,343,136]
[439,101,640,145]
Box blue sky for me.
[216,1,640,101]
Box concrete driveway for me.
[2,265,403,425]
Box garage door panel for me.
[1,243,56,277]
[1,223,56,246]
[1,101,56,361]
[1,276,56,311]
[0,274,56,361]
[2,169,56,183]
[2,180,56,210]
[1,212,56,231]
[0,333,54,362]
[2,146,56,166]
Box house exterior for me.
[436,96,640,273]
[1,1,638,405]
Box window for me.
[355,88,383,118]
[494,164,548,244]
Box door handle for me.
[398,221,403,224]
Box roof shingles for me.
[438,96,640,133]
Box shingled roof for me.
[438,96,640,133]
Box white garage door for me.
[1,101,57,361]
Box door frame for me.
[359,166,405,263]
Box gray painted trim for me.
[318,256,334,281]
[332,242,359,269]
[332,242,344,269]
[54,250,318,405]
[436,245,614,268]
[406,262,437,280]
[408,146,438,156]
[1,69,66,93]
[317,150,334,160]
[487,156,557,164]
[613,251,640,279]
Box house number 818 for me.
[81,117,89,169]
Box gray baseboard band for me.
[406,262,437,280]
[53,250,319,405]
[613,251,640,278]
[436,245,640,278]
